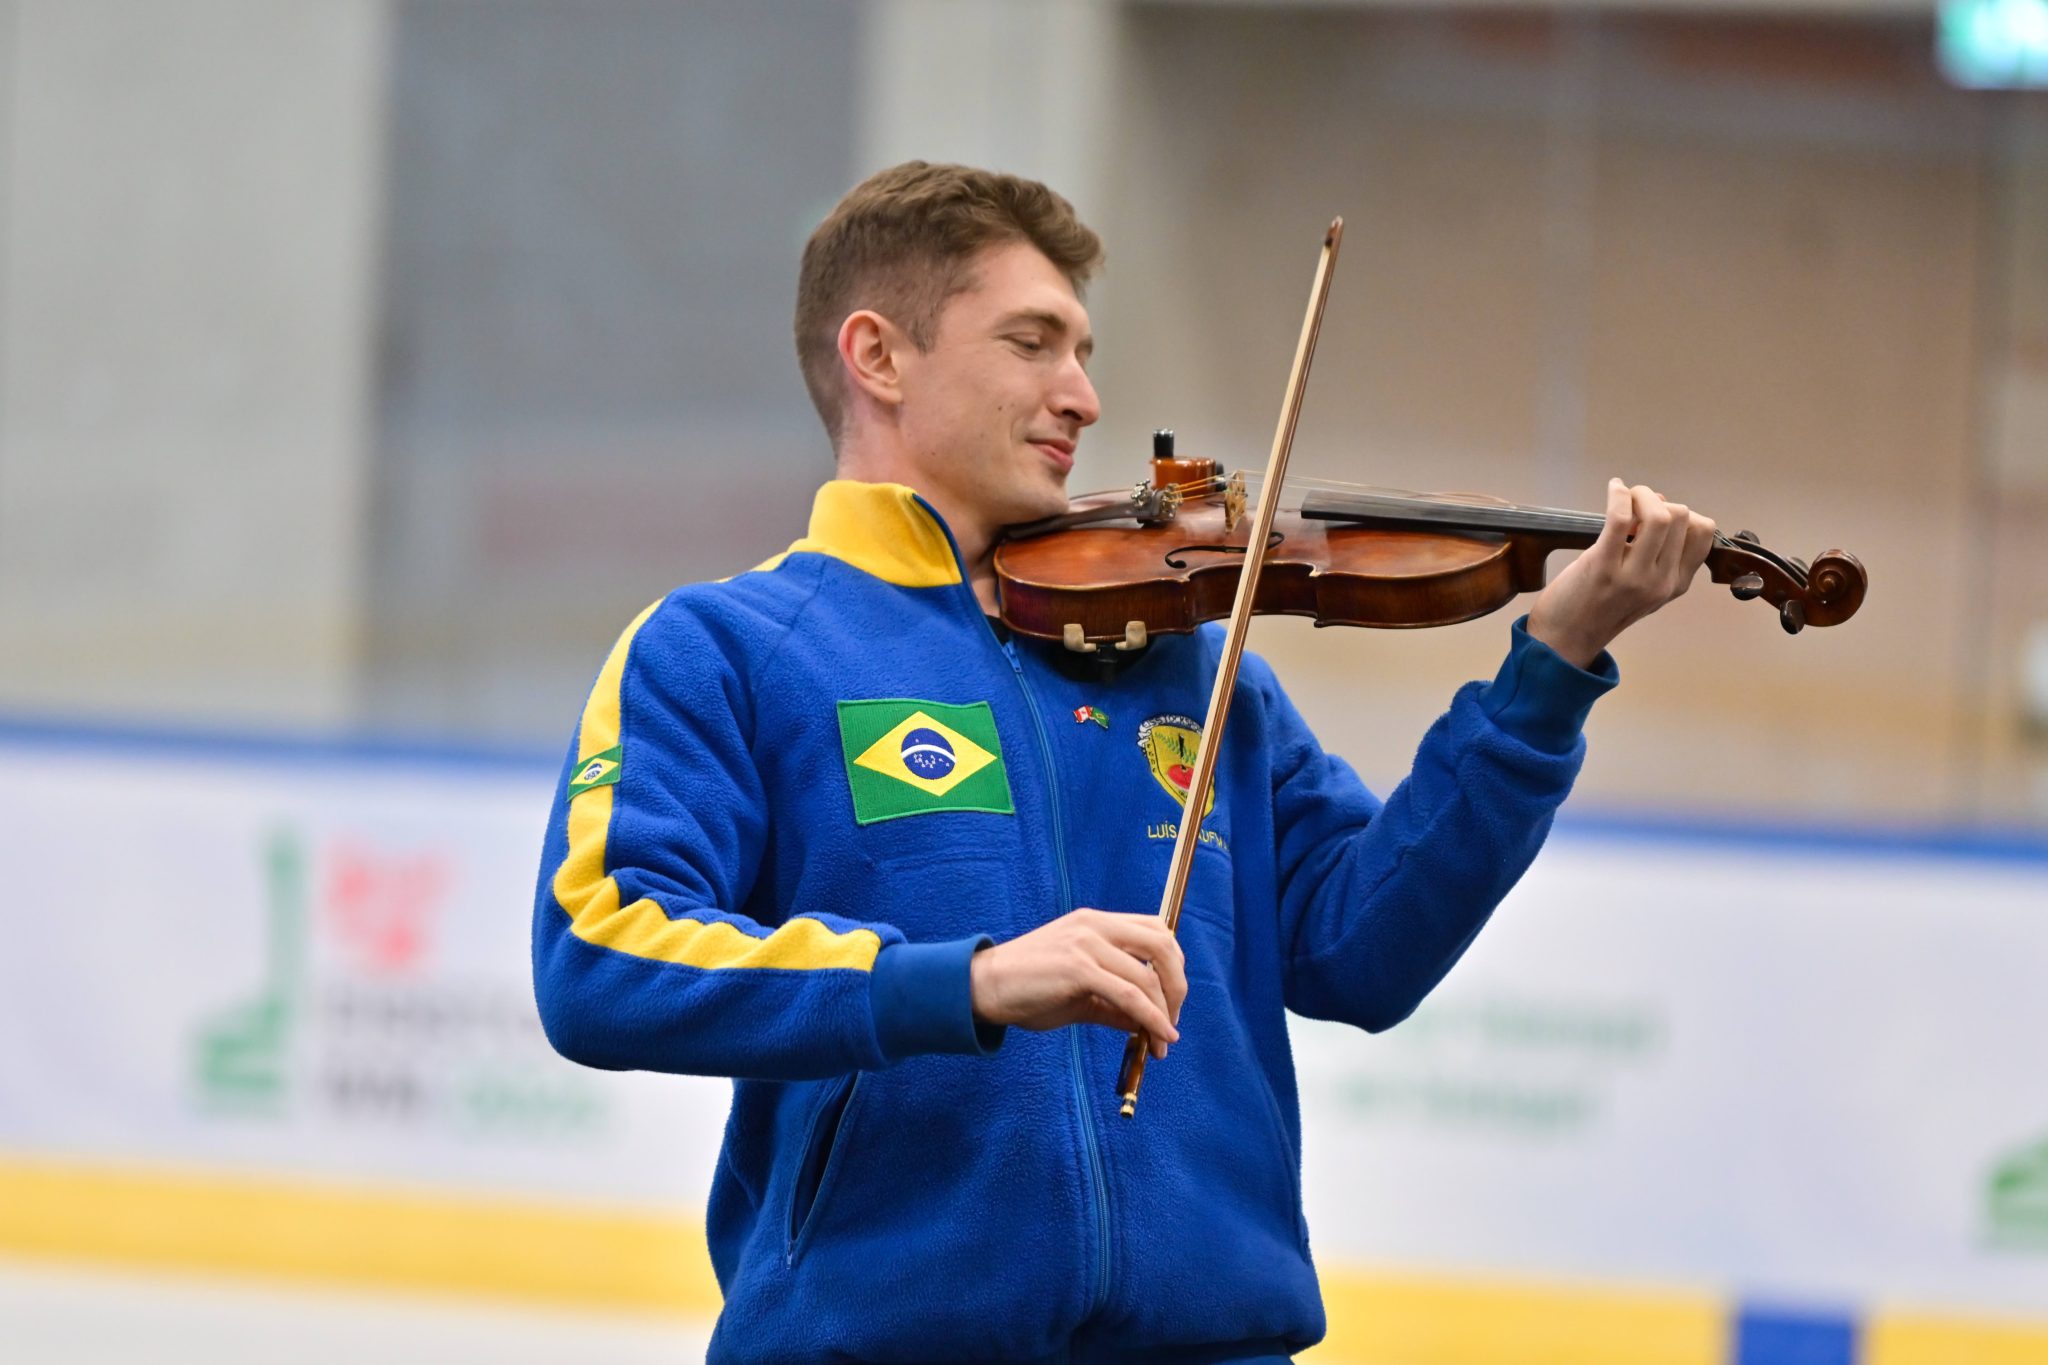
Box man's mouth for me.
[1029,437,1075,472]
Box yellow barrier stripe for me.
[0,1154,718,1316]
[550,598,882,973]
[1302,1265,1726,1365]
[7,1155,2048,1361]
[1867,1309,2048,1365]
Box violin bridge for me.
[1223,471,1247,534]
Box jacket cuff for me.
[1477,614,1620,754]
[870,935,1007,1063]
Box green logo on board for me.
[192,829,305,1112]
[836,698,1013,825]
[1986,1135,2048,1251]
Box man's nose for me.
[1057,361,1101,428]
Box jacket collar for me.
[785,480,964,589]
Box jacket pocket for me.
[785,1070,863,1263]
[1105,941,1317,1342]
[1253,1065,1309,1255]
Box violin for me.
[995,219,1865,1120]
[994,431,1867,652]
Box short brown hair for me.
[794,161,1104,444]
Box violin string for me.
[1246,469,1590,515]
[1240,473,1773,562]
[1234,470,1584,516]
[1155,467,1711,527]
[1150,471,1758,563]
[1230,470,1776,549]
[1238,472,1607,536]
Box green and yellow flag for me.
[566,745,622,800]
[836,699,1013,825]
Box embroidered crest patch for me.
[1136,713,1215,816]
[566,745,622,800]
[836,699,1013,825]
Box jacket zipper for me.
[916,494,1114,1326]
[1000,633,1114,1322]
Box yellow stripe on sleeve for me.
[550,598,882,972]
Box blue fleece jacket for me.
[531,480,1616,1364]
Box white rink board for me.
[1,728,2043,1319]
[0,736,729,1210]
[1290,834,2048,1318]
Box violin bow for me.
[1116,218,1343,1118]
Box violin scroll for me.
[1706,535,1866,635]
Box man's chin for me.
[1007,479,1072,527]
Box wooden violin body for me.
[994,438,1867,651]
[1000,501,1552,638]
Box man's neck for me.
[916,488,1001,617]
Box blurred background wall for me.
[1,2,2046,1363]
[1,0,2044,820]
[0,0,386,725]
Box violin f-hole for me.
[1163,531,1283,570]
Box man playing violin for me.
[532,161,1715,1364]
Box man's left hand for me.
[1525,478,1717,670]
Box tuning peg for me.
[1730,573,1765,601]
[1780,599,1806,635]
[1735,529,1760,544]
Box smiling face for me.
[891,240,1101,538]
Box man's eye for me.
[1009,337,1044,354]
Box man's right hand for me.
[969,909,1188,1059]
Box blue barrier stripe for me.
[1733,1304,1858,1365]
[1552,812,2048,867]
[0,714,557,776]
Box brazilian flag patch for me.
[836,699,1013,825]
[566,745,622,800]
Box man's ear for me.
[837,309,908,411]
